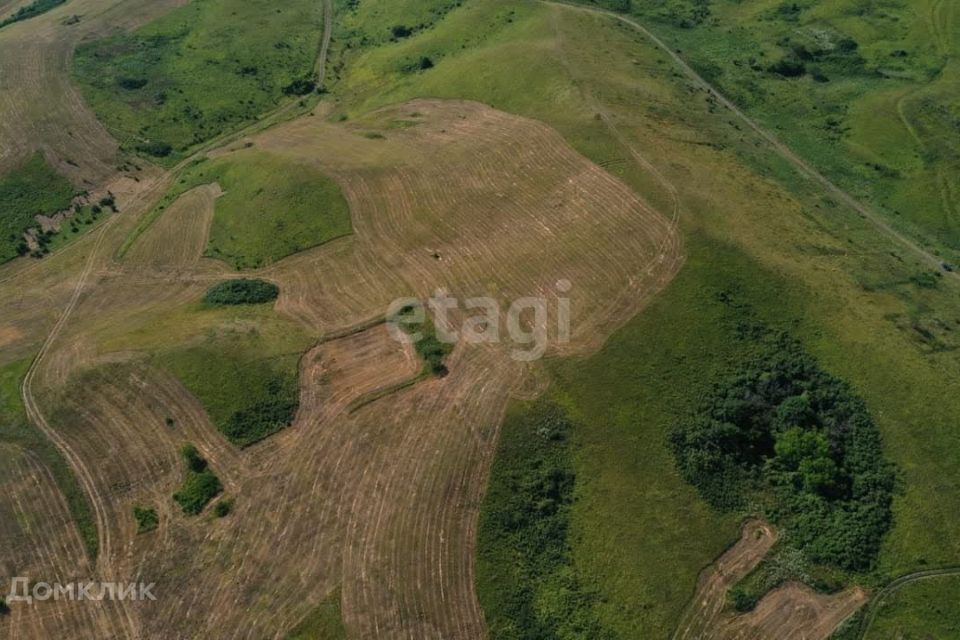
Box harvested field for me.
[723,583,867,640]
[0,97,682,637]
[260,99,683,348]
[124,184,222,271]
[0,444,117,638]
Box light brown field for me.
[0,98,681,638]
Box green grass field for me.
[197,151,351,269]
[864,575,960,638]
[154,304,312,447]
[72,0,325,163]
[0,153,75,262]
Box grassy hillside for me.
[150,305,312,447]
[198,151,352,269]
[72,0,325,163]
[597,0,960,264]
[0,153,75,262]
[320,0,960,633]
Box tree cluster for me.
[670,334,896,571]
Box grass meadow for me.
[864,574,960,638]
[72,0,325,163]
[611,0,960,264]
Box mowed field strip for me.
[673,520,866,640]
[0,98,681,638]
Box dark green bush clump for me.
[214,498,233,518]
[728,587,759,612]
[391,24,413,39]
[133,506,159,533]
[768,57,806,77]
[670,334,896,571]
[173,444,222,515]
[118,77,148,90]
[0,597,9,615]
[136,141,173,158]
[283,78,316,96]
[389,303,453,375]
[203,278,279,305]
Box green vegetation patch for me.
[389,302,453,376]
[72,0,325,162]
[158,328,303,448]
[864,575,960,639]
[213,498,233,518]
[286,589,347,640]
[173,444,222,515]
[204,279,279,305]
[133,505,158,533]
[477,402,614,640]
[670,332,897,572]
[0,153,75,262]
[603,0,960,261]
[0,0,66,29]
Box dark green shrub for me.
[133,506,159,533]
[181,443,207,473]
[203,278,279,305]
[0,597,9,615]
[136,141,173,158]
[729,587,759,612]
[214,498,233,518]
[283,78,316,96]
[768,57,806,77]
[118,77,148,90]
[173,469,222,515]
[173,444,222,515]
